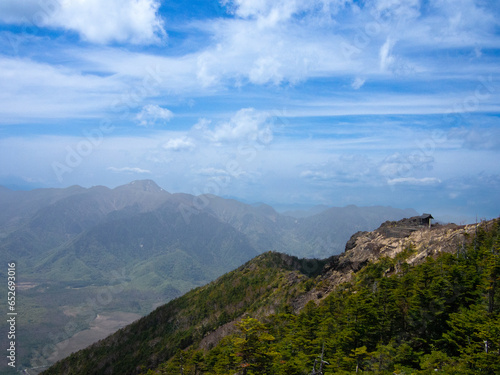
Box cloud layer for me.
[0,0,499,222]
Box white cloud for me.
[431,0,498,44]
[194,1,356,87]
[136,105,174,127]
[300,170,330,180]
[379,37,396,72]
[0,1,40,24]
[351,77,366,90]
[107,167,151,174]
[222,0,299,25]
[2,0,497,125]
[192,118,212,131]
[249,57,283,85]
[0,56,124,123]
[196,167,248,179]
[379,152,435,181]
[372,0,421,21]
[162,137,195,152]
[205,108,272,143]
[448,126,500,150]
[190,0,499,87]
[223,0,352,26]
[387,177,442,186]
[197,168,230,176]
[0,0,166,45]
[299,154,380,187]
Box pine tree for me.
[232,317,277,374]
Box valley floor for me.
[47,312,141,364]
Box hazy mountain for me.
[1,181,259,295]
[0,185,86,233]
[1,180,173,266]
[0,180,419,283]
[200,195,418,258]
[34,206,258,292]
[281,204,330,218]
[201,194,298,254]
[1,180,416,265]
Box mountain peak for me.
[118,180,165,193]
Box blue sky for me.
[0,0,499,223]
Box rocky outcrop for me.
[342,218,477,265]
[296,217,496,310]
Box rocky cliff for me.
[293,216,492,310]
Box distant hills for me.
[0,179,417,288]
[0,180,417,371]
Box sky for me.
[0,0,499,223]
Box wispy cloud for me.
[162,137,195,151]
[0,56,124,123]
[387,177,442,186]
[107,167,151,174]
[448,126,500,150]
[379,37,396,72]
[136,105,174,127]
[372,0,421,22]
[351,77,366,90]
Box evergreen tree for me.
[232,317,277,374]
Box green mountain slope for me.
[41,252,322,375]
[42,218,500,375]
[35,207,258,292]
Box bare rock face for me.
[297,216,495,310]
[343,215,434,252]
[343,216,476,265]
[344,231,367,252]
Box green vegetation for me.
[43,220,500,375]
[41,252,313,375]
[150,220,500,374]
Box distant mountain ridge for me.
[0,180,419,279]
[0,179,418,262]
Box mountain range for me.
[0,180,417,372]
[1,179,417,292]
